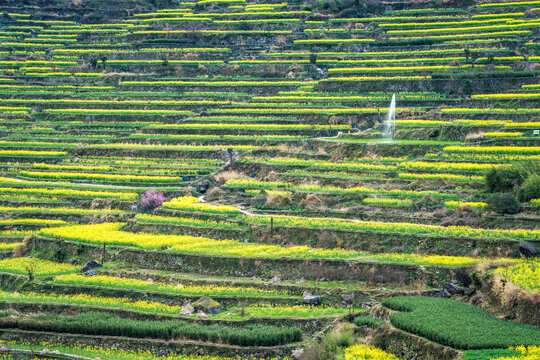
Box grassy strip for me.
[135,214,248,230]
[1,311,301,346]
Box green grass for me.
[383,296,540,349]
[463,349,522,360]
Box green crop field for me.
[0,0,538,358]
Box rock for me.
[197,181,210,193]
[445,282,462,294]
[193,296,221,315]
[363,301,374,309]
[296,278,306,284]
[303,292,321,305]
[179,303,194,316]
[436,283,463,298]
[68,258,78,265]
[269,275,281,283]
[196,310,207,318]
[85,270,97,277]
[0,344,6,351]
[464,287,476,297]
[291,348,304,359]
[82,260,102,273]
[519,241,538,258]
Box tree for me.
[487,193,521,215]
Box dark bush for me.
[486,193,522,214]
[517,174,540,202]
[485,163,539,193]
[139,188,167,212]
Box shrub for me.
[300,323,355,360]
[486,193,522,214]
[485,163,539,193]
[139,188,166,212]
[517,174,540,202]
[485,165,526,193]
[353,315,383,328]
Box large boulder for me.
[82,260,102,273]
[303,292,322,305]
[197,181,210,193]
[442,283,462,298]
[179,303,194,316]
[519,241,539,258]
[193,296,221,315]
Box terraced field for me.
[0,0,538,359]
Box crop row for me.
[7,163,209,176]
[344,344,400,360]
[0,257,77,277]
[0,311,302,346]
[0,141,264,151]
[0,341,287,360]
[0,218,71,226]
[225,179,461,200]
[383,296,540,349]
[398,172,483,182]
[50,273,292,298]
[136,214,247,230]
[443,146,540,155]
[151,123,346,130]
[244,157,498,173]
[0,187,138,200]
[328,65,507,73]
[161,196,241,214]
[0,150,67,157]
[16,170,185,184]
[40,223,490,266]
[0,289,346,320]
[241,213,537,241]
